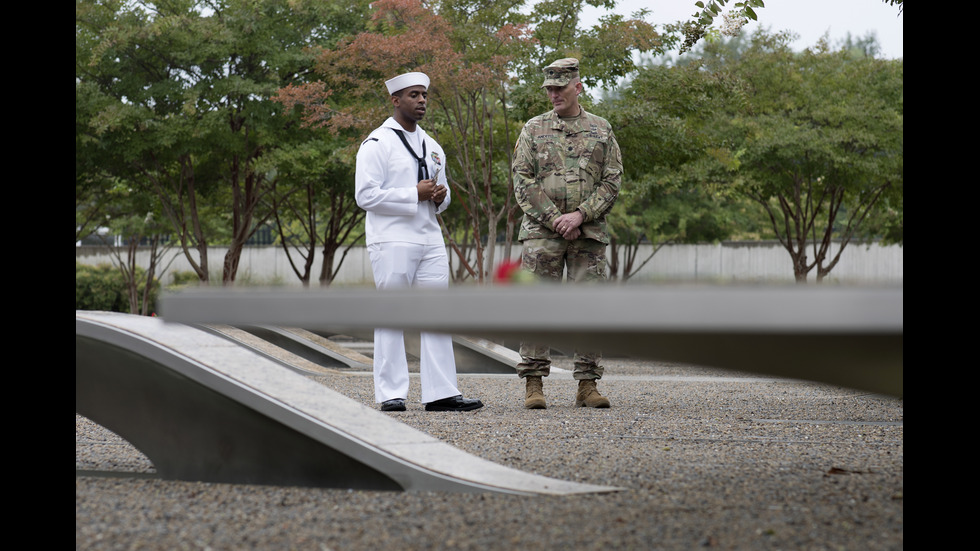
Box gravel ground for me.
[77,356,903,550]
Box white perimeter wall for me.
[75,241,902,287]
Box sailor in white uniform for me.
[354,71,483,413]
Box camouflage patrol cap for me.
[541,58,579,88]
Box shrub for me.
[75,262,160,314]
[170,270,202,287]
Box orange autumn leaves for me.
[272,0,529,137]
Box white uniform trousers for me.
[368,242,460,404]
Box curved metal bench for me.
[76,311,618,495]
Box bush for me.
[170,270,202,287]
[75,262,160,314]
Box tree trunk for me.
[608,237,620,280]
[792,249,809,283]
[141,235,160,315]
[319,242,338,287]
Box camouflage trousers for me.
[517,237,607,380]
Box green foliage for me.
[76,0,373,284]
[680,0,902,55]
[169,271,203,287]
[79,1,904,287]
[604,29,901,281]
[260,130,366,285]
[76,263,160,314]
[524,0,664,89]
[601,59,750,251]
[699,31,902,280]
[723,35,902,215]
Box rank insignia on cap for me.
[541,58,579,88]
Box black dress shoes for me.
[424,395,484,412]
[380,399,406,412]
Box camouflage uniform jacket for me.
[512,109,622,243]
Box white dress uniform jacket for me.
[355,117,450,244]
[354,117,460,405]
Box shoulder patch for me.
[362,137,380,145]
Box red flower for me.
[494,259,523,284]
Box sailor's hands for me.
[417,179,446,205]
[431,182,447,205]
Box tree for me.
[76,79,118,244]
[76,0,362,285]
[678,0,766,54]
[275,0,664,283]
[79,179,177,315]
[608,31,901,283]
[709,32,903,282]
[600,60,750,280]
[260,136,366,286]
[679,0,903,54]
[100,213,177,315]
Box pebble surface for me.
[77,354,903,550]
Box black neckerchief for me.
[391,128,429,182]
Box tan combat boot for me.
[524,376,547,409]
[575,379,610,408]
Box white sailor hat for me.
[385,72,430,95]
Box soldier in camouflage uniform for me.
[511,58,623,409]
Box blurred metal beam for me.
[159,285,903,397]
